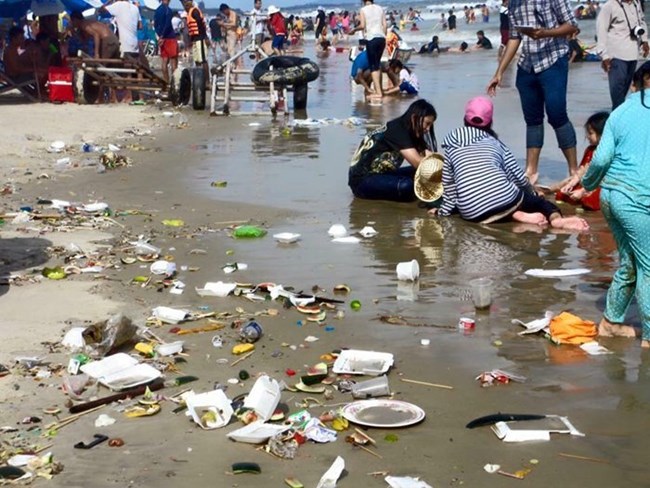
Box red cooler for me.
[48,66,74,103]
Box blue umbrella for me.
[0,0,99,19]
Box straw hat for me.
[414,153,444,202]
[268,5,280,14]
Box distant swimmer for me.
[448,41,469,53]
[448,9,457,31]
[475,30,493,49]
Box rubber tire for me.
[252,56,320,86]
[74,70,99,104]
[169,68,191,106]
[293,83,308,111]
[192,67,206,111]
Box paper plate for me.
[342,399,425,428]
[524,268,590,278]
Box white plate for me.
[525,268,590,278]
[342,399,425,428]
[273,232,301,243]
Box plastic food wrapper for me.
[385,476,433,488]
[81,314,138,358]
[512,311,554,336]
[580,341,612,355]
[491,416,585,443]
[151,306,191,324]
[476,370,527,387]
[303,418,337,443]
[332,349,394,376]
[316,456,345,488]
[195,282,237,298]
[80,353,161,390]
[226,420,290,443]
[185,389,233,430]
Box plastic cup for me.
[351,376,391,399]
[396,259,420,281]
[469,278,493,309]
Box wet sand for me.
[1,36,649,488]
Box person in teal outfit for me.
[581,61,650,346]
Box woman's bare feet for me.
[512,210,547,226]
[598,318,637,338]
[550,215,590,231]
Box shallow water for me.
[179,39,650,486]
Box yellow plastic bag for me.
[549,312,597,345]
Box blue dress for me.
[583,89,650,339]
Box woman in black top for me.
[349,99,438,201]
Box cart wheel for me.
[293,83,308,111]
[79,71,101,105]
[191,67,206,110]
[170,68,191,106]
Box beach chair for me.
[0,62,40,102]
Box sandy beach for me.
[2,27,650,488]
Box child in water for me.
[385,59,419,95]
[556,111,609,211]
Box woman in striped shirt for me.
[432,96,589,231]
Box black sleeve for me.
[383,119,416,151]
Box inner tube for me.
[252,56,320,87]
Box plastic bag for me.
[82,314,138,358]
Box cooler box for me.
[48,66,74,103]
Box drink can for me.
[458,317,476,330]
[240,321,263,343]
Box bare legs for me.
[525,146,578,186]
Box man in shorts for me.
[154,0,178,84]
[267,5,286,55]
[183,0,209,82]
[252,0,266,49]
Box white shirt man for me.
[252,0,266,46]
[104,0,142,56]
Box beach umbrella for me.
[0,0,100,19]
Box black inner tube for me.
[252,56,320,87]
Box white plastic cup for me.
[351,376,391,399]
[469,277,493,309]
[396,259,420,281]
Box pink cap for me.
[464,96,493,128]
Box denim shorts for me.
[272,34,285,50]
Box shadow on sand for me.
[0,236,52,299]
